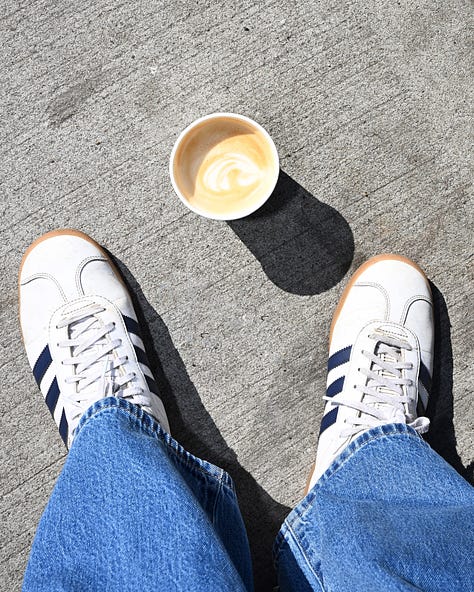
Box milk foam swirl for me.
[202,153,262,194]
[173,116,278,217]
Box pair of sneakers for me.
[19,230,433,487]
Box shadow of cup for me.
[228,170,354,295]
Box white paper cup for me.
[169,113,279,220]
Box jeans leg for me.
[274,424,474,592]
[23,397,253,592]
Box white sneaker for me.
[19,229,170,448]
[307,254,434,491]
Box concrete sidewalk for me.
[1,1,472,590]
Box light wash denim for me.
[274,424,474,592]
[23,397,474,592]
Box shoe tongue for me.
[70,314,119,397]
[366,337,405,422]
[70,314,102,356]
[374,342,398,389]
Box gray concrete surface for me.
[1,0,473,590]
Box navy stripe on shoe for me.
[419,362,432,393]
[327,376,345,398]
[320,407,339,435]
[124,316,152,368]
[45,377,60,416]
[327,346,352,372]
[417,398,426,417]
[124,315,142,338]
[124,315,159,396]
[32,345,52,386]
[58,409,68,445]
[144,375,160,397]
[133,345,149,367]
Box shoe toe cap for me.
[20,230,104,290]
[355,257,432,329]
[19,230,111,346]
[330,255,433,352]
[355,257,431,304]
[20,229,127,301]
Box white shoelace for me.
[323,331,430,438]
[57,304,148,426]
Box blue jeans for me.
[23,397,474,592]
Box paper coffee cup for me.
[169,113,279,220]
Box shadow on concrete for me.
[111,255,291,592]
[425,282,473,485]
[228,170,354,295]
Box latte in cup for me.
[169,113,279,220]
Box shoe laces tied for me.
[57,304,148,426]
[323,330,430,438]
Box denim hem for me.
[315,422,426,488]
[73,396,235,491]
[273,519,326,590]
[273,422,427,565]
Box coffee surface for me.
[173,117,277,216]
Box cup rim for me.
[169,112,280,221]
